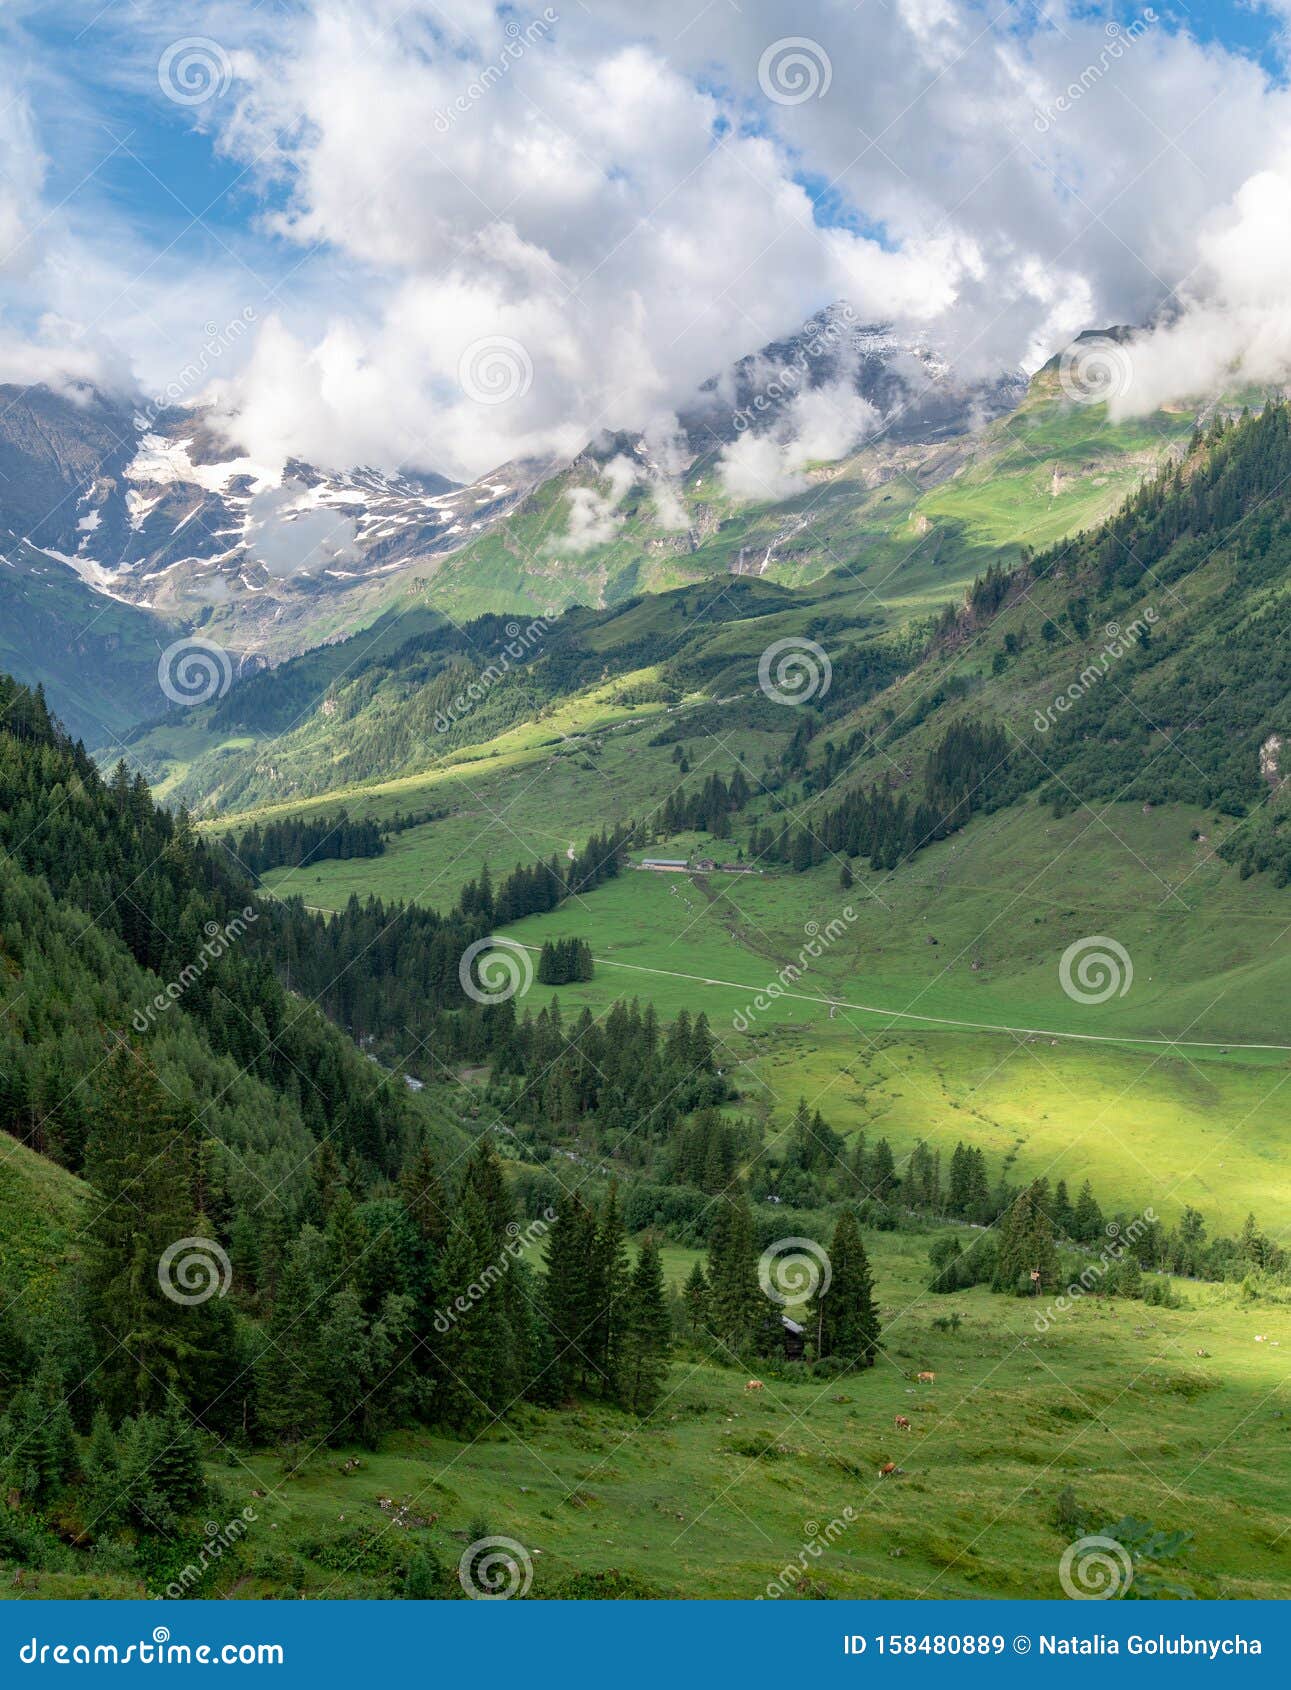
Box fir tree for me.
[619,1234,672,1414]
[807,1210,880,1368]
[256,1255,329,1466]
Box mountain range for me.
[0,306,1089,743]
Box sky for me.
[3,0,1291,484]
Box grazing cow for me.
[878,1461,903,1478]
[916,1370,936,1384]
[745,1379,764,1392]
[894,1415,912,1431]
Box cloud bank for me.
[3,1,1291,486]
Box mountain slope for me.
[0,319,1199,749]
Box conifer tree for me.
[807,1210,880,1368]
[681,1259,712,1340]
[544,1193,599,1397]
[256,1255,329,1465]
[705,1195,767,1356]
[82,1049,223,1417]
[619,1234,672,1413]
[432,1188,511,1427]
[589,1184,631,1396]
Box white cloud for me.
[6,0,1291,481]
[244,481,361,576]
[1107,159,1291,414]
[719,381,882,503]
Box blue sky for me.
[16,2,1287,264]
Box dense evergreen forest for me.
[222,809,385,876]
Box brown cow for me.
[894,1415,912,1431]
[745,1379,764,1392]
[916,1370,936,1383]
[878,1461,903,1478]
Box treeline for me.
[221,808,385,876]
[0,679,427,1185]
[681,1196,880,1369]
[744,718,1010,874]
[938,404,1291,831]
[536,938,593,985]
[653,768,751,839]
[269,826,629,1059]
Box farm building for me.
[782,1316,805,1361]
[638,857,690,872]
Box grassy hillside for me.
[355,380,1196,626]
[0,1133,83,1316]
[185,406,1291,1247]
[116,381,1198,811]
[0,548,176,746]
[9,1231,1288,1600]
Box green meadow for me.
[14,1231,1289,1601]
